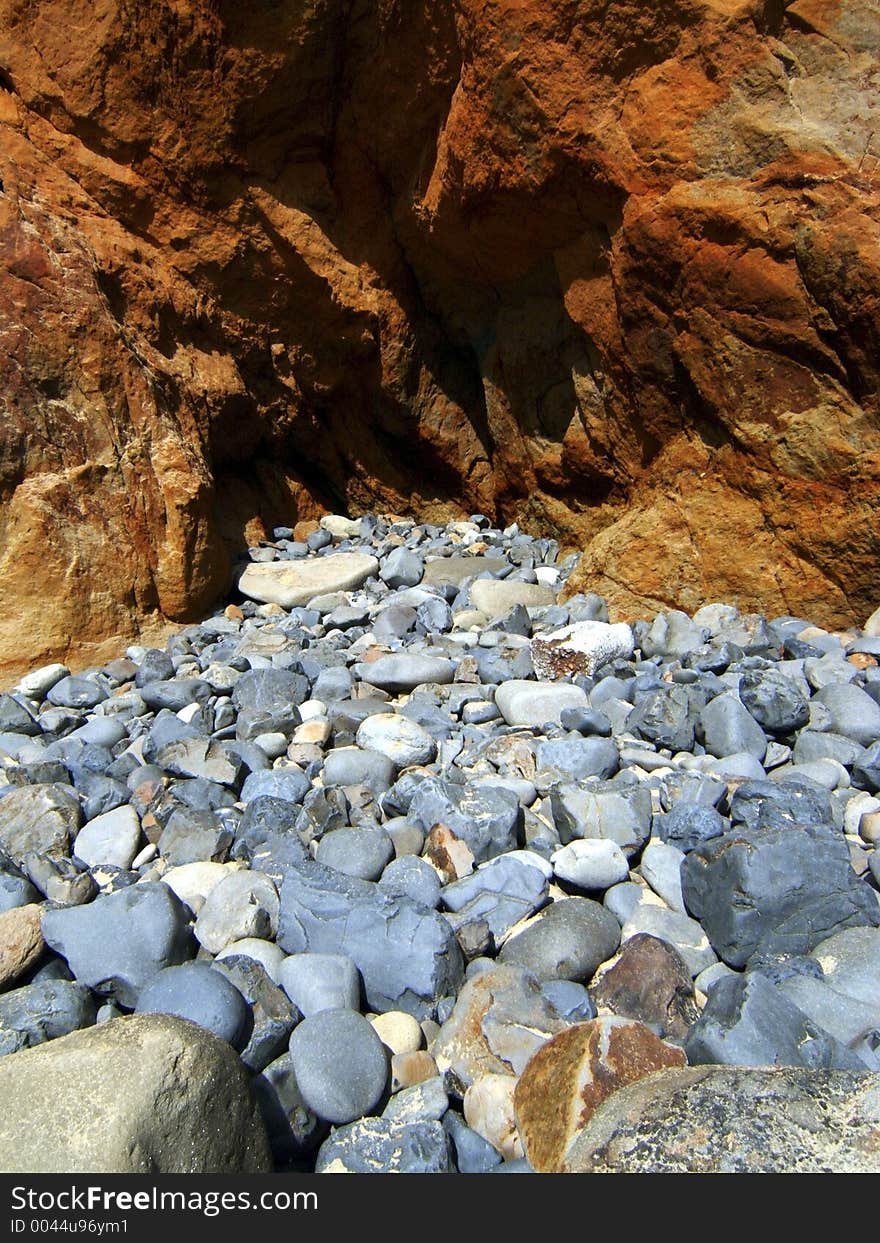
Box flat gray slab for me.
[239,552,379,607]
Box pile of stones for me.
[0,511,879,1173]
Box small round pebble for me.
[289,1008,389,1125]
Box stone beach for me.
[0,512,879,1173]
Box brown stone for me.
[513,1017,686,1173]
[293,520,320,542]
[591,933,700,1041]
[0,904,44,990]
[422,824,474,885]
[430,963,568,1095]
[0,1,879,680]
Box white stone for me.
[844,791,880,837]
[531,620,634,680]
[254,732,288,759]
[215,938,287,984]
[194,870,280,954]
[355,713,437,769]
[238,552,379,608]
[161,861,243,908]
[463,1073,523,1161]
[319,514,363,539]
[176,703,202,725]
[15,663,70,699]
[551,839,630,890]
[72,806,141,870]
[298,699,327,722]
[370,1011,423,1056]
[494,680,589,727]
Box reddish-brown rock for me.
[1,1,878,678]
[591,933,701,1041]
[513,1017,687,1173]
[0,904,45,990]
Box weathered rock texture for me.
[1,1,878,675]
[0,1013,273,1172]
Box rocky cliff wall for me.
[0,0,878,676]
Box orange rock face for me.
[1,1,878,677]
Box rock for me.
[494,680,589,727]
[390,1049,439,1092]
[564,1067,880,1173]
[443,1110,503,1173]
[194,869,280,954]
[0,904,44,990]
[638,839,686,912]
[813,683,880,746]
[531,621,633,679]
[591,934,699,1040]
[470,580,555,617]
[0,873,40,915]
[279,953,362,1016]
[157,808,234,867]
[240,767,311,805]
[738,667,810,734]
[371,1010,423,1057]
[422,824,474,883]
[652,803,726,854]
[535,736,619,781]
[431,963,568,1094]
[72,805,141,871]
[620,905,717,977]
[0,1015,272,1171]
[378,855,442,909]
[16,664,70,700]
[550,782,652,857]
[551,839,630,890]
[355,713,437,768]
[278,863,464,1019]
[252,1052,326,1162]
[321,748,396,794]
[0,979,96,1055]
[499,897,620,983]
[232,668,307,739]
[315,1117,452,1173]
[0,784,82,868]
[776,973,880,1067]
[316,827,394,882]
[408,778,521,863]
[463,1073,522,1160]
[352,654,456,693]
[135,962,250,1049]
[289,1008,389,1125]
[380,547,424,589]
[41,882,196,1007]
[699,693,767,761]
[681,822,880,969]
[382,1074,447,1122]
[210,955,298,1071]
[627,685,695,752]
[514,1018,686,1172]
[684,971,870,1070]
[160,860,239,908]
[215,937,286,983]
[809,926,880,1011]
[239,552,379,607]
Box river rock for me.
[135,961,250,1049]
[0,978,96,1056]
[315,1116,452,1173]
[41,882,196,1007]
[0,784,82,868]
[239,552,379,607]
[591,934,699,1040]
[514,1017,686,1172]
[72,806,141,871]
[498,897,620,983]
[0,904,44,990]
[194,869,280,954]
[0,1014,272,1171]
[289,1008,389,1125]
[494,681,589,727]
[355,713,437,768]
[564,1066,880,1173]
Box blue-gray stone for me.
[407,778,522,863]
[135,962,250,1049]
[681,822,880,969]
[232,669,308,740]
[210,955,298,1070]
[279,953,362,1016]
[653,803,726,853]
[290,1008,389,1125]
[378,856,442,909]
[498,897,620,982]
[738,667,810,733]
[535,737,619,781]
[0,979,97,1056]
[699,693,767,761]
[240,767,311,806]
[41,881,196,1007]
[315,827,394,882]
[47,677,108,710]
[541,978,597,1022]
[277,861,464,1019]
[315,1117,452,1172]
[442,1111,502,1172]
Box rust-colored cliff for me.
[1,1,878,676]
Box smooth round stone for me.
[383,819,425,858]
[378,855,442,908]
[355,713,437,769]
[239,552,379,608]
[215,938,286,984]
[160,861,241,908]
[289,1008,389,1125]
[352,655,456,693]
[370,1010,423,1056]
[551,839,629,890]
[72,806,141,871]
[134,962,249,1048]
[254,732,289,760]
[470,580,555,617]
[280,953,361,1015]
[463,1073,523,1161]
[494,680,589,727]
[46,676,108,710]
[322,747,396,792]
[814,683,880,747]
[499,897,621,982]
[69,718,128,748]
[380,548,424,589]
[16,664,70,700]
[315,827,394,881]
